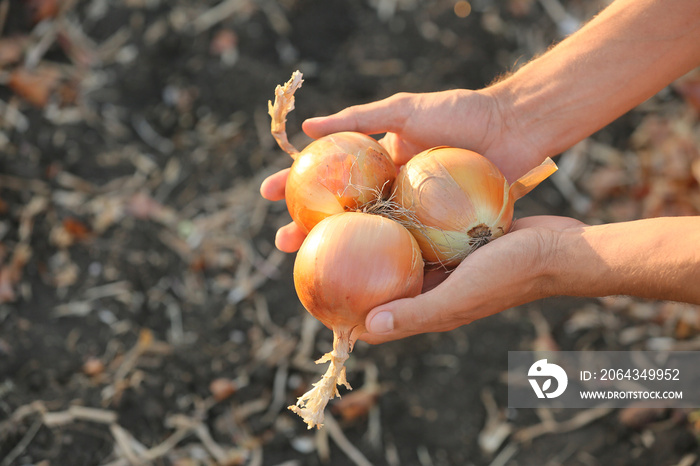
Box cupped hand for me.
[261,88,544,252]
[358,216,586,344]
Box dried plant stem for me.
[268,70,303,159]
[509,157,558,200]
[290,327,353,429]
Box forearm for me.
[548,217,700,304]
[488,0,700,163]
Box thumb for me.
[361,290,459,344]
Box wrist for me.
[527,226,571,301]
[539,225,583,299]
[529,220,594,300]
[481,82,547,181]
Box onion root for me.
[289,327,354,429]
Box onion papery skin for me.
[394,147,514,267]
[285,132,396,234]
[294,211,424,333]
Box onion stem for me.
[509,157,558,200]
[289,327,353,429]
[268,70,303,159]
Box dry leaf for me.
[508,0,535,17]
[209,378,237,401]
[25,0,60,23]
[83,357,105,376]
[618,405,669,430]
[127,191,176,224]
[0,266,16,303]
[8,66,61,108]
[330,385,381,423]
[210,29,238,56]
[63,217,91,240]
[0,36,29,67]
[0,244,32,303]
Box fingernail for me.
[368,311,394,334]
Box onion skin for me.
[394,147,557,267]
[294,211,424,332]
[285,132,396,234]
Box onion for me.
[268,71,396,233]
[285,131,396,233]
[290,212,424,428]
[394,147,558,267]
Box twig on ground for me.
[102,329,171,405]
[261,363,290,424]
[478,387,512,455]
[110,423,148,465]
[324,412,373,466]
[192,0,256,34]
[292,314,322,371]
[487,442,519,466]
[0,417,43,466]
[514,406,614,443]
[227,249,286,304]
[315,425,330,463]
[141,425,192,461]
[232,397,271,424]
[43,405,117,427]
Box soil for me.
[1,1,699,465]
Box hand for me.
[260,89,546,252]
[358,216,586,344]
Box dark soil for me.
[1,1,699,465]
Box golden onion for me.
[285,132,396,233]
[394,147,557,267]
[290,212,423,429]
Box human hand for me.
[260,89,546,252]
[358,216,586,344]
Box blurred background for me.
[0,0,699,465]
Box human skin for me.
[358,216,700,344]
[260,0,700,343]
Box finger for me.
[275,222,306,253]
[377,132,425,166]
[511,216,586,232]
[301,94,413,139]
[260,168,290,201]
[359,289,460,344]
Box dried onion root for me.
[288,327,352,429]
